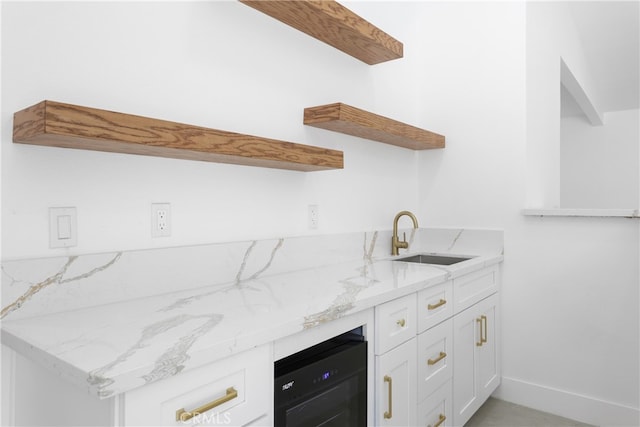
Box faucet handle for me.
[403,232,406,242]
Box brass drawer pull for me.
[384,375,393,419]
[476,315,488,347]
[429,413,446,427]
[396,318,406,327]
[176,387,238,422]
[481,315,487,344]
[427,351,447,366]
[427,299,447,310]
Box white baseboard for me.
[493,376,639,427]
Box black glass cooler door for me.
[275,338,367,427]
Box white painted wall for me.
[1,1,422,259]
[1,1,638,426]
[415,1,638,425]
[525,2,602,209]
[561,109,640,208]
[415,1,526,229]
[488,2,636,426]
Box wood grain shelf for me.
[304,103,445,150]
[13,100,344,172]
[239,0,403,65]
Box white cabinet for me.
[3,262,501,427]
[123,344,273,426]
[453,292,500,426]
[374,293,417,426]
[2,343,272,427]
[375,338,417,427]
[374,264,501,427]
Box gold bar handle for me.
[396,318,406,327]
[384,375,393,419]
[427,351,447,366]
[427,299,447,310]
[481,315,488,344]
[476,317,483,347]
[176,387,238,422]
[428,413,447,427]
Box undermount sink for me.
[394,254,474,266]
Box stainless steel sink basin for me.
[394,254,474,265]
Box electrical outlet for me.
[308,204,319,229]
[151,203,171,237]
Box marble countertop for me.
[1,228,503,399]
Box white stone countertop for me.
[1,228,503,399]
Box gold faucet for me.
[392,211,419,256]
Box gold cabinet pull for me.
[476,317,483,347]
[481,315,488,344]
[427,299,447,310]
[427,351,447,366]
[383,375,393,419]
[396,318,406,327]
[428,413,446,427]
[176,387,238,422]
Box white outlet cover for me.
[308,204,319,229]
[151,203,171,237]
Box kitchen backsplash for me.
[1,228,503,321]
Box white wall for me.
[561,108,640,208]
[2,1,638,426]
[1,1,423,259]
[498,2,637,425]
[525,2,601,209]
[414,1,638,425]
[415,1,526,229]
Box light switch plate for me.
[49,207,77,248]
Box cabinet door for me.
[452,301,480,426]
[452,293,500,427]
[477,294,500,399]
[375,338,417,427]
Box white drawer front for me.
[417,319,453,403]
[375,293,417,355]
[453,266,498,313]
[125,344,272,426]
[417,379,453,427]
[417,281,453,333]
[161,370,247,426]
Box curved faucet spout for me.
[392,211,419,256]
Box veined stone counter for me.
[1,228,503,398]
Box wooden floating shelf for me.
[13,100,344,172]
[304,103,445,150]
[239,0,403,65]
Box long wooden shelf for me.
[13,101,344,171]
[304,103,445,150]
[239,0,403,65]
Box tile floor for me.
[465,398,596,427]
